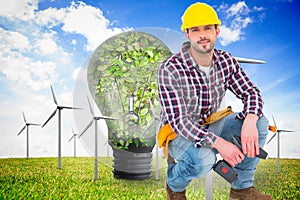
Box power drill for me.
[213,135,268,183]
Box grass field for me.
[0,157,299,199]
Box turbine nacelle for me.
[17,112,40,135]
[42,85,82,127]
[267,115,294,144]
[68,127,78,142]
[78,96,118,138]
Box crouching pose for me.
[157,2,272,200]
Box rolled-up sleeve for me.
[228,60,264,120]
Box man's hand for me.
[241,114,259,157]
[211,136,244,167]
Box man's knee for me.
[257,115,269,134]
[257,115,269,146]
[192,149,216,178]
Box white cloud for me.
[31,31,72,65]
[253,6,264,12]
[226,1,249,17]
[33,34,59,55]
[61,1,128,51]
[217,2,264,46]
[219,26,243,46]
[0,27,31,52]
[71,39,77,45]
[0,0,38,21]
[0,28,58,91]
[0,0,27,15]
[219,16,251,46]
[35,7,67,28]
[0,53,58,91]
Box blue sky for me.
[0,0,299,159]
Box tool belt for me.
[157,106,234,159]
[158,106,277,160]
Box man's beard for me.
[191,39,214,54]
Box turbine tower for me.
[267,116,294,173]
[17,112,40,159]
[42,85,81,169]
[147,98,160,181]
[68,127,78,158]
[78,96,118,180]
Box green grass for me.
[0,157,299,199]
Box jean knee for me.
[257,115,269,145]
[192,149,216,178]
[257,116,269,134]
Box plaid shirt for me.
[158,42,263,147]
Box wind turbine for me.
[68,127,78,158]
[78,96,118,180]
[267,116,294,173]
[17,112,40,159]
[42,85,81,169]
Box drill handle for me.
[231,135,268,159]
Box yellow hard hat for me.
[181,2,221,32]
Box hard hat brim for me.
[181,20,221,32]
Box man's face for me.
[185,24,220,54]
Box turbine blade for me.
[71,127,75,134]
[140,120,155,136]
[95,116,118,120]
[68,135,74,142]
[267,133,277,144]
[277,130,294,133]
[148,98,159,120]
[234,57,266,64]
[87,96,94,116]
[272,115,278,129]
[42,109,57,127]
[27,123,40,126]
[17,125,26,135]
[60,106,82,110]
[50,85,58,105]
[22,112,27,123]
[78,119,94,138]
[104,139,109,145]
[148,98,156,116]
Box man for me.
[157,2,272,200]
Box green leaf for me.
[116,46,126,51]
[140,108,148,116]
[133,139,139,147]
[119,140,124,146]
[126,57,133,63]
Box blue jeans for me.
[167,113,269,192]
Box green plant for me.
[87,31,172,150]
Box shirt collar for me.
[181,41,198,70]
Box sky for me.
[0,0,299,159]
